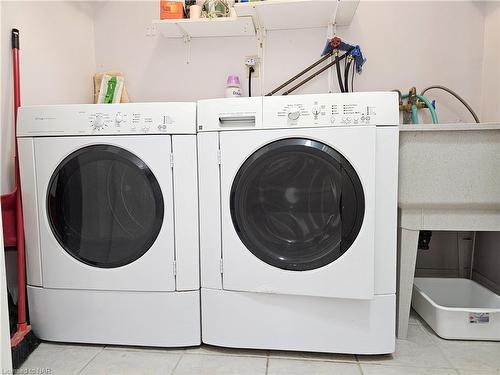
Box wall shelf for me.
[234,0,359,30]
[153,0,358,39]
[153,16,256,39]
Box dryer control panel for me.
[17,102,196,137]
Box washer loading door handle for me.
[218,116,256,127]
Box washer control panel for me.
[263,92,399,128]
[18,102,196,136]
[88,111,176,133]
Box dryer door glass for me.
[47,145,164,268]
[230,138,364,271]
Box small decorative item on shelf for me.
[185,0,197,17]
[189,4,202,19]
[160,0,185,19]
[201,0,230,18]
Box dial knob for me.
[312,106,321,116]
[115,112,123,123]
[287,110,300,121]
[93,115,104,129]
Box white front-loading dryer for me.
[17,103,200,347]
[197,93,399,354]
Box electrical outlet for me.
[245,56,258,66]
[146,25,158,37]
[245,56,259,78]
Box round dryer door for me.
[47,145,164,268]
[230,138,365,271]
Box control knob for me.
[93,115,104,130]
[287,110,300,121]
[311,106,321,116]
[115,112,123,124]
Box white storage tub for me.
[412,277,500,341]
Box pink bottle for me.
[225,75,242,98]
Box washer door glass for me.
[47,145,164,268]
[230,138,364,271]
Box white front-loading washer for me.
[197,92,399,354]
[17,102,200,347]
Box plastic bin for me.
[412,277,500,341]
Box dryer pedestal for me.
[28,286,201,347]
[201,288,395,355]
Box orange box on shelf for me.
[160,0,185,19]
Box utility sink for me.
[398,123,500,231]
[397,123,500,340]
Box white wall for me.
[93,1,260,101]
[473,232,500,294]
[415,231,473,278]
[94,1,487,125]
[339,1,485,124]
[1,1,96,194]
[480,2,500,122]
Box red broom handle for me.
[12,28,27,329]
[12,30,20,124]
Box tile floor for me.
[18,311,500,375]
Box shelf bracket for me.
[183,34,192,64]
[173,23,192,64]
[331,0,339,35]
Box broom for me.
[7,28,40,369]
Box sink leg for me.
[397,227,419,339]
